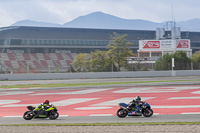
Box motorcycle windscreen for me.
[119,103,128,107]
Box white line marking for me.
[114,87,155,93]
[192,91,200,94]
[0,100,20,105]
[0,104,38,107]
[181,112,200,114]
[51,98,99,106]
[75,107,112,110]
[153,113,159,115]
[92,97,154,106]
[0,98,98,107]
[4,116,22,118]
[114,86,200,93]
[152,105,200,108]
[169,97,200,99]
[0,91,33,96]
[59,115,69,117]
[89,114,113,116]
[32,88,113,95]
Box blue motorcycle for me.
[116,101,153,118]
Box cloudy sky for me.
[0,0,199,27]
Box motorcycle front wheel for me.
[116,108,128,118]
[23,111,33,120]
[143,108,153,117]
[49,112,59,120]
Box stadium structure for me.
[0,26,200,73]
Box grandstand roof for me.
[0,26,155,40]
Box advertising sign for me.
[141,41,160,49]
[176,40,189,48]
[139,39,190,50]
[160,40,172,49]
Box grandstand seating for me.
[0,53,76,73]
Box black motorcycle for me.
[116,101,153,118]
[23,105,59,120]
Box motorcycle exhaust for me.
[120,106,130,112]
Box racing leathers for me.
[128,99,143,114]
[34,103,51,116]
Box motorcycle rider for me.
[34,100,51,116]
[128,96,143,115]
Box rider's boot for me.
[135,110,142,115]
[44,111,48,117]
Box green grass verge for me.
[0,79,200,88]
[1,122,200,126]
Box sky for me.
[0,0,200,27]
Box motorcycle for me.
[116,101,153,118]
[23,104,59,120]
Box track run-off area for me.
[0,76,200,124]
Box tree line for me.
[155,50,200,70]
[72,32,133,72]
[71,32,200,72]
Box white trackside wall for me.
[138,39,192,57]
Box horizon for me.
[9,11,200,26]
[0,0,200,27]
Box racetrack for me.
[0,76,200,125]
[1,76,200,86]
[0,114,199,125]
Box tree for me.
[171,51,190,70]
[67,64,76,72]
[191,51,200,69]
[155,51,190,70]
[90,50,111,72]
[72,53,90,72]
[107,32,133,71]
[155,53,171,70]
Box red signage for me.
[176,40,189,48]
[142,41,160,49]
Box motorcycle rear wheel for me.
[23,111,33,120]
[143,108,153,117]
[116,108,128,118]
[49,112,59,120]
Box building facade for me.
[0,26,200,54]
[0,26,200,73]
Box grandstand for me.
[0,26,200,73]
[0,52,76,73]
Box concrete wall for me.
[0,70,200,81]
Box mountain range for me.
[11,11,200,31]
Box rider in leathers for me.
[128,96,143,114]
[34,100,51,116]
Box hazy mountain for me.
[178,18,200,31]
[11,12,200,31]
[11,20,61,27]
[63,12,163,30]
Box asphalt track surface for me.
[0,114,200,125]
[0,76,200,124]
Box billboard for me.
[160,40,173,49]
[139,39,190,50]
[176,40,190,48]
[140,41,160,49]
